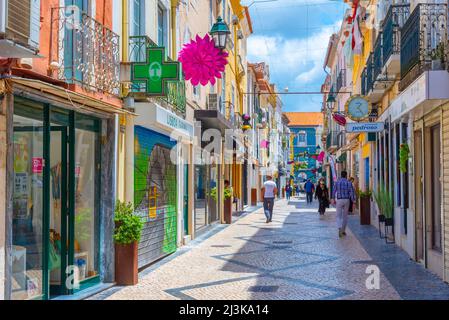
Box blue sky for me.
[246,0,347,112]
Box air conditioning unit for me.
[208,93,219,110]
[0,0,41,58]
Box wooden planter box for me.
[224,198,232,224]
[115,242,138,286]
[251,189,258,206]
[359,195,371,225]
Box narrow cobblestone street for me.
[90,197,449,300]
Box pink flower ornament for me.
[178,34,229,86]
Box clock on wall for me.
[345,95,371,121]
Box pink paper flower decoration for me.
[178,34,229,86]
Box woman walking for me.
[315,178,330,215]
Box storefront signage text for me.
[346,122,384,133]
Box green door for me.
[12,100,101,300]
[184,165,189,235]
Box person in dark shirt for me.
[315,178,330,215]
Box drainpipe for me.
[171,0,179,59]
[122,0,129,97]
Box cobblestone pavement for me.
[89,197,449,300]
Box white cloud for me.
[247,20,341,87]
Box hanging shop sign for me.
[345,95,371,121]
[132,47,181,96]
[135,103,194,139]
[346,122,384,133]
[178,34,229,86]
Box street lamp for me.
[209,17,231,50]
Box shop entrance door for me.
[48,126,70,297]
[12,101,102,300]
[414,129,424,263]
[13,125,71,297]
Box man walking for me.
[262,175,278,223]
[331,171,356,238]
[304,179,315,204]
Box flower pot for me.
[359,195,371,225]
[251,189,258,206]
[385,217,394,226]
[224,198,232,224]
[378,214,385,222]
[115,242,138,286]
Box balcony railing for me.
[373,33,383,81]
[365,53,374,93]
[129,35,186,115]
[382,4,410,65]
[336,69,346,93]
[49,7,120,95]
[400,3,447,91]
[326,131,339,150]
[361,67,367,96]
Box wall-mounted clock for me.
[345,95,371,121]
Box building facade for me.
[323,0,449,282]
[1,0,121,299]
[284,112,323,184]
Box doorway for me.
[414,129,424,263]
[12,99,101,300]
[424,123,443,277]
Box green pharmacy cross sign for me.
[132,47,180,96]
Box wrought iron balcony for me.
[382,4,410,67]
[326,131,339,151]
[128,35,186,116]
[373,33,383,82]
[361,67,367,96]
[336,69,346,93]
[49,7,120,95]
[365,53,374,94]
[400,3,447,91]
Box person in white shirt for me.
[261,175,278,223]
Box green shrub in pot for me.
[113,201,144,245]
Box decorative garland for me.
[399,143,410,173]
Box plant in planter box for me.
[399,143,410,173]
[114,201,144,286]
[358,190,372,225]
[373,184,394,241]
[430,42,446,70]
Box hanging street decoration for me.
[242,114,252,131]
[132,47,180,96]
[317,151,325,163]
[178,34,229,86]
[332,113,347,126]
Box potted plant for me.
[223,186,233,224]
[399,143,410,173]
[373,184,394,242]
[431,42,445,70]
[114,201,144,286]
[358,190,372,225]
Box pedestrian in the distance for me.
[295,184,300,198]
[285,184,292,201]
[315,178,330,215]
[348,177,355,215]
[262,175,278,223]
[304,179,315,204]
[331,170,356,238]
